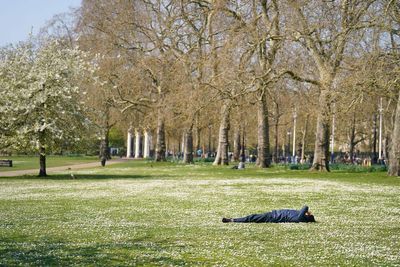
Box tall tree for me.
[286,0,377,171]
[385,0,400,176]
[252,0,282,168]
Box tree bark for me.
[240,129,246,163]
[194,126,201,154]
[207,125,212,156]
[155,110,166,161]
[310,89,331,171]
[233,127,241,162]
[100,127,111,161]
[274,119,279,163]
[348,112,366,164]
[213,102,231,165]
[256,91,271,168]
[388,92,400,176]
[272,100,283,163]
[183,128,194,164]
[300,114,309,163]
[194,114,201,153]
[38,131,47,177]
[372,113,378,164]
[100,139,107,166]
[349,112,357,163]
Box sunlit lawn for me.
[0,155,98,171]
[0,160,399,266]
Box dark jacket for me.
[269,205,309,223]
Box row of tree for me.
[0,0,399,176]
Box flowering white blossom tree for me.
[0,40,91,176]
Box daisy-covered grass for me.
[0,160,399,266]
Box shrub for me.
[329,164,386,172]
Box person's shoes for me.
[222,218,232,223]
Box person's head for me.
[305,214,316,223]
[304,210,315,222]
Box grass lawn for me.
[0,155,98,172]
[0,160,399,266]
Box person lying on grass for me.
[222,205,315,223]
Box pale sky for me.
[0,0,82,46]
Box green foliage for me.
[329,164,387,173]
[193,157,215,163]
[286,163,387,173]
[288,164,311,170]
[0,161,399,265]
[108,127,125,148]
[165,156,215,163]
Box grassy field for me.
[0,155,98,171]
[0,160,399,266]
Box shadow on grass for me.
[0,238,195,266]
[0,174,158,180]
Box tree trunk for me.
[272,101,281,163]
[213,102,231,165]
[194,126,201,154]
[301,114,309,163]
[38,131,47,177]
[155,111,166,161]
[274,119,279,163]
[310,90,330,171]
[388,92,400,176]
[372,113,378,164]
[100,127,111,160]
[233,127,241,162]
[384,134,389,162]
[349,112,357,163]
[240,129,246,163]
[256,92,271,168]
[183,128,194,164]
[194,115,201,153]
[207,125,212,156]
[106,129,111,159]
[100,139,107,166]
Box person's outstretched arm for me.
[297,205,309,222]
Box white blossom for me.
[0,39,94,151]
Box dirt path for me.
[0,158,129,177]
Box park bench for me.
[0,160,13,167]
